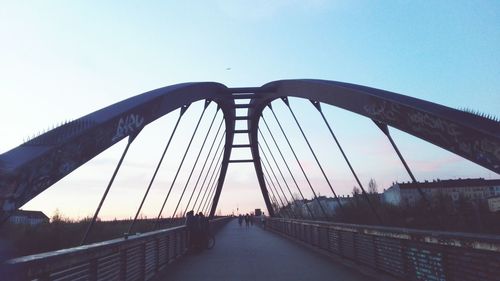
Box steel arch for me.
[1,79,498,221]
[0,82,236,221]
[247,80,499,217]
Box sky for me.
[0,1,499,220]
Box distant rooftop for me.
[11,210,49,220]
[398,178,500,189]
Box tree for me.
[352,186,361,196]
[368,178,378,194]
[51,209,65,224]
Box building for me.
[488,196,500,212]
[8,210,49,226]
[296,196,353,217]
[383,178,500,207]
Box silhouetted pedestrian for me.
[185,211,196,248]
[238,215,243,227]
[198,212,209,249]
[193,213,201,250]
[244,214,250,228]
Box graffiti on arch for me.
[363,99,500,171]
[112,113,144,142]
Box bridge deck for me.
[155,219,373,281]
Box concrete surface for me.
[155,219,374,281]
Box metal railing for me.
[4,217,232,281]
[267,218,500,281]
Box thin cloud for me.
[411,155,464,173]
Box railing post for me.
[338,229,344,257]
[181,229,186,254]
[402,239,410,280]
[140,244,146,280]
[353,231,358,263]
[326,227,331,252]
[89,258,98,281]
[173,231,178,258]
[372,234,379,273]
[155,238,160,273]
[184,229,189,253]
[166,234,171,263]
[308,225,312,244]
[442,245,453,281]
[177,231,182,257]
[119,249,127,280]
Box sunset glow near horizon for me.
[1,1,498,220]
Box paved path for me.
[156,219,374,281]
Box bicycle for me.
[206,232,215,249]
[189,230,215,251]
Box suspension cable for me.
[258,128,314,218]
[196,147,224,214]
[81,134,136,245]
[261,173,281,217]
[373,120,428,203]
[261,160,302,219]
[127,106,188,234]
[260,119,316,219]
[260,157,295,218]
[201,161,223,215]
[154,101,210,229]
[259,142,299,211]
[203,172,221,216]
[261,159,286,212]
[182,118,224,216]
[259,143,298,218]
[311,101,383,222]
[191,132,225,212]
[266,107,328,218]
[170,108,220,219]
[282,98,344,213]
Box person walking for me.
[244,214,250,228]
[198,212,209,249]
[185,211,196,248]
[238,214,243,227]
[193,213,201,250]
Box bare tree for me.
[352,186,361,196]
[368,178,378,194]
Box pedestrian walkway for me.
[155,219,373,281]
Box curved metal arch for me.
[0,82,236,221]
[1,79,498,221]
[248,79,499,216]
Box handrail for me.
[274,218,500,251]
[267,218,500,280]
[3,217,232,280]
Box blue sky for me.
[0,1,498,219]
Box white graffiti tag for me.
[112,114,144,142]
[407,112,461,143]
[363,101,400,122]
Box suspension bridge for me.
[0,79,499,280]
